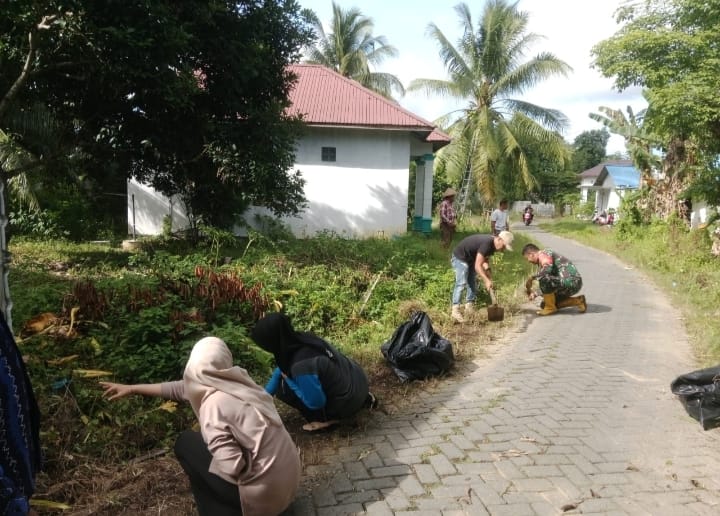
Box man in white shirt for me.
[490,199,509,236]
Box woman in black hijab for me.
[251,313,376,431]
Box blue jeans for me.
[451,255,477,305]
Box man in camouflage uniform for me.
[522,243,586,316]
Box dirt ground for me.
[32,306,527,515]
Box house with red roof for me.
[127,63,450,238]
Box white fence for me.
[511,201,555,217]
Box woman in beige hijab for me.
[101,337,301,516]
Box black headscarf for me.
[251,313,334,374]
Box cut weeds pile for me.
[11,229,532,515]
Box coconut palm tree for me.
[304,2,405,100]
[0,98,74,214]
[408,1,571,204]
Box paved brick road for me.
[290,227,720,515]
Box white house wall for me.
[594,176,630,213]
[252,127,412,238]
[127,180,190,236]
[690,200,711,229]
[579,177,596,203]
[130,127,418,238]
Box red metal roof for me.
[287,64,450,146]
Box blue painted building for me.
[578,160,640,214]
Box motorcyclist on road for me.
[523,205,534,225]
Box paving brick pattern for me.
[288,228,720,515]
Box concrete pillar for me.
[413,158,425,231]
[420,153,434,234]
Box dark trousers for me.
[173,430,242,516]
[440,222,455,249]
[276,380,327,422]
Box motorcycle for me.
[523,210,534,226]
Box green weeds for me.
[10,224,535,479]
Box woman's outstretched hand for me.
[100,381,134,400]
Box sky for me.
[298,0,647,155]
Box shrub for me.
[10,208,68,239]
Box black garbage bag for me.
[380,311,454,382]
[670,365,720,430]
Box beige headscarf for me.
[183,337,283,426]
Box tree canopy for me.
[570,129,610,173]
[592,0,720,215]
[592,0,720,153]
[408,0,571,205]
[0,0,315,228]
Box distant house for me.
[689,199,716,229]
[128,63,450,238]
[578,160,640,214]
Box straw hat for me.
[442,188,457,198]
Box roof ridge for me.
[287,63,448,135]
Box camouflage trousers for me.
[538,275,582,302]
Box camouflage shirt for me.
[534,248,582,296]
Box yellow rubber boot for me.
[556,297,574,309]
[537,293,557,316]
[577,295,587,313]
[557,295,587,313]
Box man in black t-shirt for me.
[450,231,514,323]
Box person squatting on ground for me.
[450,231,514,323]
[490,199,510,235]
[251,312,376,433]
[522,243,587,316]
[101,337,301,516]
[0,313,42,516]
[438,188,457,249]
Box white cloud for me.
[517,0,646,152]
[300,0,646,153]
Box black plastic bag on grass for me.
[670,365,720,430]
[381,311,454,382]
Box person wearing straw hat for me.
[439,188,458,249]
[450,231,514,323]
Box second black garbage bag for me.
[670,365,720,430]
